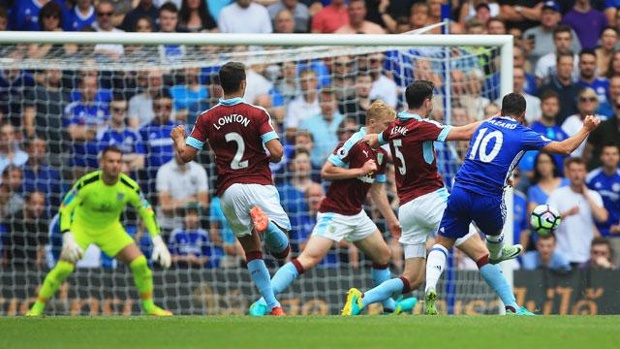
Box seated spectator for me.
[579,236,616,269]
[0,7,7,31]
[0,123,28,175]
[1,191,48,269]
[586,143,620,258]
[548,157,609,266]
[498,0,543,32]
[339,72,373,125]
[512,67,541,124]
[521,233,571,271]
[158,3,187,64]
[577,49,611,116]
[170,67,209,123]
[335,0,384,34]
[584,95,620,169]
[97,97,146,175]
[178,0,217,33]
[92,0,125,60]
[156,152,209,237]
[329,55,356,101]
[9,0,68,31]
[219,0,273,33]
[33,67,71,160]
[561,0,608,50]
[367,53,397,109]
[169,203,222,268]
[535,26,580,88]
[539,51,581,125]
[285,69,320,133]
[0,50,36,132]
[120,0,160,32]
[0,165,25,218]
[129,68,166,128]
[527,152,569,215]
[299,87,344,170]
[268,0,310,33]
[311,0,348,33]
[562,87,606,158]
[595,27,618,78]
[66,0,96,31]
[22,137,63,212]
[28,2,78,59]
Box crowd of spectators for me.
[0,0,619,273]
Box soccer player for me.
[248,100,418,316]
[170,61,291,316]
[27,146,172,316]
[425,92,601,315]
[342,80,525,317]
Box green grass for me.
[1,316,619,349]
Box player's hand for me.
[60,232,83,264]
[170,125,186,142]
[582,115,601,132]
[388,220,402,238]
[152,235,172,269]
[361,134,380,148]
[361,159,377,175]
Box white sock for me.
[425,244,448,293]
[486,234,504,259]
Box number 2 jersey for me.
[320,127,389,216]
[187,97,279,196]
[455,116,551,196]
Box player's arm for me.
[58,180,87,263]
[369,182,401,238]
[541,115,601,155]
[130,187,171,268]
[265,139,284,163]
[171,125,200,163]
[444,121,483,141]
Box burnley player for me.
[249,100,417,316]
[171,62,291,316]
[343,81,524,316]
[425,93,601,315]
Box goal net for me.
[0,31,513,316]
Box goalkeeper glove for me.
[152,235,172,269]
[61,231,83,263]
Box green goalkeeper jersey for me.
[59,170,160,236]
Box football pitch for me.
[1,316,618,349]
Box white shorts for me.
[311,210,377,242]
[398,188,476,259]
[220,183,291,237]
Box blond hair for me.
[366,100,396,125]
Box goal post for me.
[0,31,514,316]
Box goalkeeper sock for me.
[129,256,155,311]
[371,264,397,312]
[478,257,518,310]
[247,255,279,310]
[37,260,75,303]
[361,277,406,308]
[425,244,448,293]
[485,234,504,260]
[264,221,290,259]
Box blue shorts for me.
[437,186,506,239]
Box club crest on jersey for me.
[377,153,384,165]
[116,192,125,201]
[337,146,348,159]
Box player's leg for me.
[222,184,285,315]
[27,228,91,316]
[353,230,394,311]
[473,195,523,263]
[249,213,344,316]
[249,185,291,259]
[456,231,520,313]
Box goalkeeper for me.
[27,146,172,316]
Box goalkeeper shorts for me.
[72,222,135,258]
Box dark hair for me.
[532,152,560,183]
[152,88,172,101]
[405,80,434,109]
[591,236,614,258]
[564,156,585,168]
[24,190,45,203]
[537,232,556,241]
[579,48,597,59]
[219,62,246,95]
[179,0,212,31]
[556,50,574,64]
[289,146,311,163]
[0,7,7,20]
[2,164,22,178]
[540,89,560,103]
[600,142,620,153]
[101,145,123,158]
[500,92,526,117]
[133,15,155,32]
[39,1,63,31]
[159,2,179,14]
[553,25,572,39]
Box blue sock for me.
[479,264,518,309]
[264,221,289,254]
[361,278,404,308]
[247,259,279,310]
[256,261,300,306]
[371,267,397,311]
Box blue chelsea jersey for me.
[455,117,552,195]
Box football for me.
[530,204,562,235]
